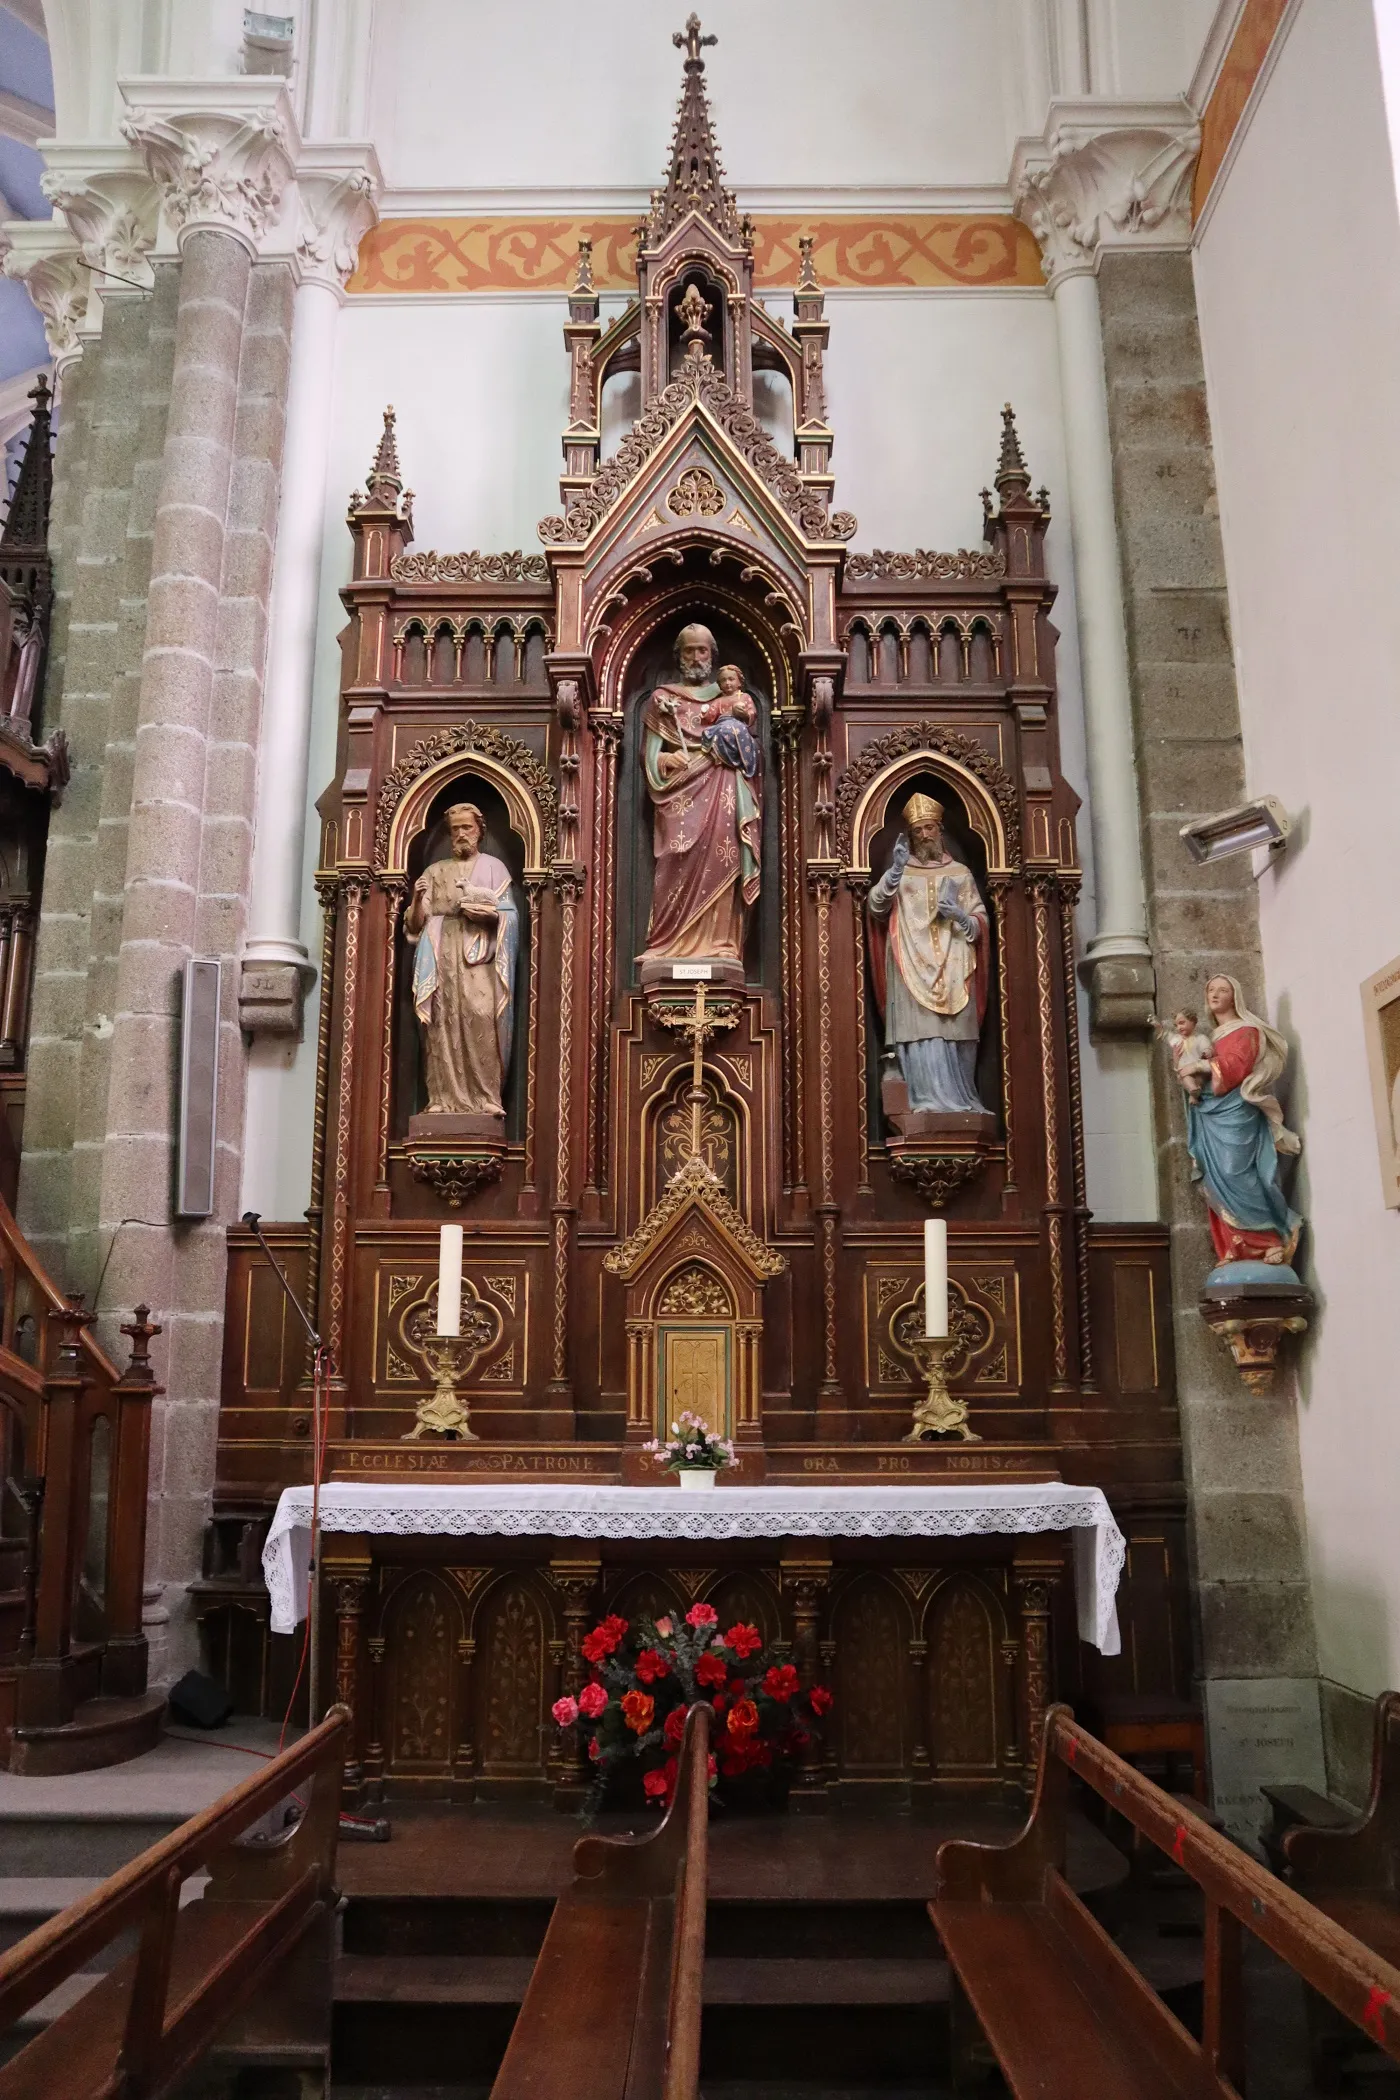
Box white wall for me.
[240,276,1159,1226]
[1194,0,1400,1694]
[367,0,1015,197]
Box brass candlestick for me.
[404,1332,478,1441]
[903,1332,980,1443]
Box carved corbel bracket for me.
[406,1151,505,1210]
[1199,1278,1314,1395]
[886,1146,989,1211]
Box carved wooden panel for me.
[473,1577,547,1777]
[708,1570,781,1646]
[926,1577,1002,1775]
[655,1074,738,1201]
[864,1264,1020,1394]
[833,1577,909,1774]
[372,1261,527,1395]
[382,1572,460,1777]
[606,1570,690,1631]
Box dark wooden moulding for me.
[210,50,1188,1801]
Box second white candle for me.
[924,1218,948,1338]
[437,1222,464,1337]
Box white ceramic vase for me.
[675,1467,718,1491]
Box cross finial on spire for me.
[674,13,716,63]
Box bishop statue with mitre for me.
[867,792,990,1115]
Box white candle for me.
[437,1223,463,1337]
[924,1218,948,1338]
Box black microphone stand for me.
[242,1212,389,1841]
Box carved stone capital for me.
[286,143,382,292]
[2,223,88,367]
[40,149,160,298]
[1011,99,1200,290]
[119,80,296,257]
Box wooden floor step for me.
[703,1956,948,2006]
[334,1950,951,2012]
[335,1954,536,2005]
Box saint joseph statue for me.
[867,792,989,1114]
[638,623,762,964]
[405,801,519,1120]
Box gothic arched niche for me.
[472,1575,548,1781]
[614,607,782,994]
[381,1571,462,1778]
[832,1576,910,1777]
[864,770,1002,1143]
[394,772,531,1145]
[925,1576,1005,1778]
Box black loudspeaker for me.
[168,1668,233,1729]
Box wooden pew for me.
[1283,1688,1400,2084]
[932,1704,1400,2098]
[491,1702,710,2100]
[0,1705,348,2099]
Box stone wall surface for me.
[1099,250,1319,1814]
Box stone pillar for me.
[239,154,380,1216]
[95,87,295,1671]
[1097,248,1322,1840]
[1013,103,1199,1033]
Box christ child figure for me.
[1161,1008,1215,1100]
[698,663,760,779]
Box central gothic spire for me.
[642,13,748,251]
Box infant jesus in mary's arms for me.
[697,663,760,779]
[1160,1008,1215,1099]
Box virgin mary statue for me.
[1185,974,1302,1268]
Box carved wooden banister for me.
[0,1706,349,2100]
[0,1191,163,1758]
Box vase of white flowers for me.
[645,1412,737,1488]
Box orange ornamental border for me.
[347,213,1044,296]
[1192,0,1290,220]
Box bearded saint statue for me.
[867,792,990,1115]
[638,622,762,966]
[405,801,519,1121]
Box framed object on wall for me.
[1361,953,1400,1207]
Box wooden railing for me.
[0,1192,161,1757]
[663,1701,711,2100]
[0,1705,349,2100]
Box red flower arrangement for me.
[551,1605,834,1810]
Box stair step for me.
[336,1954,536,2005]
[8,1691,166,1777]
[334,1951,949,2010]
[704,1957,948,2006]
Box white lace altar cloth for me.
[263,1482,1124,1654]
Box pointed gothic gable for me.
[538,350,856,554]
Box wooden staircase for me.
[0,1194,164,1773]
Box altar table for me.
[263,1480,1125,1654]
